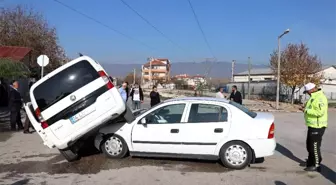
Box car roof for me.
[164,97,230,103]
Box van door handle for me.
[214,128,223,133]
[171,129,179,133]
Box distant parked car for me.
[24,56,133,162]
[94,97,276,170]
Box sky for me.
[2,0,336,65]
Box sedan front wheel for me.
[101,134,128,159]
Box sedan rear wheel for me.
[220,141,252,170]
[101,134,128,159]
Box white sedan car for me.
[94,97,276,170]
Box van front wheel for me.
[59,148,79,162]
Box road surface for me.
[0,100,335,185]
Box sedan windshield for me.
[229,101,257,118]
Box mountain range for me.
[102,61,269,78]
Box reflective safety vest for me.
[304,90,328,128]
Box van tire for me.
[101,134,128,159]
[123,106,135,123]
[59,149,79,162]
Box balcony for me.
[142,68,168,73]
[143,75,167,80]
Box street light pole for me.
[276,29,290,110]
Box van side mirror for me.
[140,118,147,125]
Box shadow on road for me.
[276,143,336,184]
[11,178,30,185]
[274,181,286,185]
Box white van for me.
[24,56,132,162]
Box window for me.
[144,104,185,124]
[33,60,100,111]
[229,101,257,118]
[188,104,228,123]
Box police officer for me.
[299,82,328,172]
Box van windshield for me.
[229,101,257,118]
[33,60,100,111]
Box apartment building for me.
[142,58,171,84]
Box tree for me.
[123,72,141,84]
[270,42,322,104]
[0,5,66,70]
[0,58,29,78]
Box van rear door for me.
[32,59,108,139]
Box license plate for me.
[69,106,96,124]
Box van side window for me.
[33,60,100,111]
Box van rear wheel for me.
[59,148,79,162]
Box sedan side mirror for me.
[140,118,147,125]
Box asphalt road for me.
[0,101,335,185]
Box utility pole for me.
[276,29,290,110]
[149,57,152,86]
[133,68,136,84]
[231,60,235,82]
[247,57,251,99]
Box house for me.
[141,58,171,84]
[233,68,275,82]
[0,46,33,67]
[174,74,206,87]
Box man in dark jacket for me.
[229,85,242,105]
[8,80,23,131]
[130,83,144,110]
[150,85,161,107]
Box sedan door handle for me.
[214,128,223,133]
[171,129,179,133]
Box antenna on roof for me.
[78,52,84,57]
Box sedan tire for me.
[219,141,252,170]
[101,134,128,159]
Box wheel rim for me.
[104,136,123,156]
[224,144,247,166]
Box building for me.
[0,46,33,67]
[233,68,275,82]
[231,66,336,100]
[141,58,171,84]
[174,74,206,87]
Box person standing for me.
[130,83,144,110]
[8,80,23,131]
[229,85,242,104]
[119,82,127,103]
[23,80,36,134]
[299,83,328,172]
[150,86,160,107]
[124,81,130,102]
[216,87,225,98]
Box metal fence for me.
[227,80,336,102]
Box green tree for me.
[270,42,322,104]
[0,58,29,78]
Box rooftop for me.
[164,97,229,103]
[235,68,273,76]
[0,46,32,61]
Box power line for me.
[52,0,154,50]
[187,0,215,58]
[119,0,195,59]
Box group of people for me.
[118,82,161,110]
[216,85,243,105]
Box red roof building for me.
[142,58,171,83]
[0,46,33,66]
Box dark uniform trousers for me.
[306,127,326,167]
